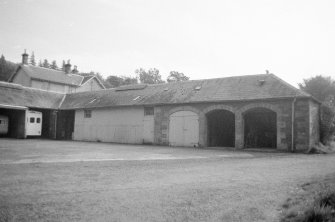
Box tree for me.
[50,60,58,70]
[38,60,43,67]
[105,75,124,88]
[299,75,335,143]
[299,75,335,102]
[122,76,138,85]
[62,60,66,71]
[136,68,164,84]
[167,71,189,82]
[105,75,138,88]
[42,59,50,68]
[30,51,36,66]
[0,55,18,81]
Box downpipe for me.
[291,97,297,152]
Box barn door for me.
[143,116,154,144]
[169,111,199,147]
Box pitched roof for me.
[16,65,84,86]
[59,74,313,110]
[0,82,64,109]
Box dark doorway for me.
[207,110,235,147]
[57,110,75,140]
[0,108,26,138]
[244,108,277,148]
[31,108,56,139]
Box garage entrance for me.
[206,110,235,147]
[0,108,26,138]
[244,108,277,148]
[169,111,199,147]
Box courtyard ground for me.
[0,138,335,221]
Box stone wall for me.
[153,98,318,151]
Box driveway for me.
[0,139,335,221]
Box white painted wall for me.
[74,107,146,144]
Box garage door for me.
[169,111,199,147]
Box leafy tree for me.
[50,60,58,70]
[30,51,36,66]
[299,75,335,143]
[123,76,138,85]
[167,71,189,82]
[42,59,50,68]
[136,68,164,84]
[299,75,335,102]
[105,75,138,88]
[0,55,18,81]
[105,75,124,88]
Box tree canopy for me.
[105,75,138,88]
[0,55,18,81]
[167,71,189,82]
[299,75,335,102]
[136,68,165,84]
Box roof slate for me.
[19,65,84,86]
[59,74,312,110]
[0,82,64,109]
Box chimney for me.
[64,60,71,74]
[22,49,29,65]
[72,65,78,74]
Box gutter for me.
[291,97,297,152]
[0,104,28,110]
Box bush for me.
[320,104,335,144]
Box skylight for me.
[133,96,141,101]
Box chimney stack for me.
[64,60,72,74]
[22,49,29,65]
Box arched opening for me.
[243,108,277,148]
[206,110,235,147]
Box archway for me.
[206,110,235,147]
[243,108,277,148]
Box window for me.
[144,107,154,116]
[0,120,2,124]
[36,118,41,123]
[30,117,35,123]
[84,110,92,118]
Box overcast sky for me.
[1,0,335,86]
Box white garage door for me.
[169,111,199,147]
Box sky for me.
[1,0,335,86]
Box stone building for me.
[0,73,320,152]
[8,51,105,93]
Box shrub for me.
[320,104,335,144]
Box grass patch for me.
[280,173,335,221]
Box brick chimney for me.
[22,49,28,65]
[64,60,71,74]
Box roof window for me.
[194,86,202,91]
[133,96,141,101]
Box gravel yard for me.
[1,139,335,221]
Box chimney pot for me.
[21,49,29,65]
[64,60,71,74]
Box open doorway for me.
[244,108,277,148]
[206,110,235,147]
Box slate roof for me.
[59,74,313,110]
[14,65,84,86]
[0,82,64,109]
